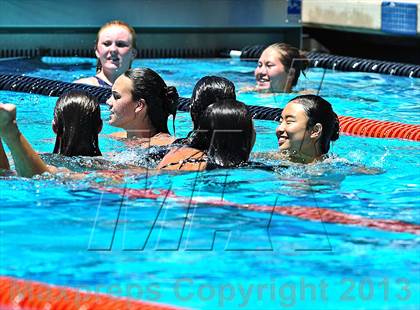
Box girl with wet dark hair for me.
[107,68,179,147]
[171,76,237,147]
[0,90,104,177]
[190,99,254,167]
[297,95,340,154]
[158,99,255,171]
[53,90,102,156]
[190,76,236,130]
[275,94,340,163]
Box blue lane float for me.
[0,74,283,121]
[232,46,420,78]
[1,74,419,141]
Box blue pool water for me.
[0,58,419,309]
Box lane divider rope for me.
[0,276,179,310]
[1,74,419,141]
[232,45,419,78]
[98,187,420,235]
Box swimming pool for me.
[0,57,419,309]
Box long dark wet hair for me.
[190,76,236,130]
[124,68,179,134]
[53,90,102,156]
[292,94,340,154]
[190,99,254,167]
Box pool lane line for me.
[0,276,181,310]
[1,74,420,141]
[338,115,420,141]
[99,187,420,235]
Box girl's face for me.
[96,25,136,74]
[107,75,136,129]
[254,48,289,92]
[276,101,312,155]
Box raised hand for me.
[0,104,17,137]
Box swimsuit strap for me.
[171,137,192,146]
[94,76,112,88]
[160,150,208,170]
[178,152,208,169]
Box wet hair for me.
[95,20,137,73]
[190,76,236,130]
[290,95,340,154]
[190,99,254,167]
[124,68,178,134]
[266,43,309,87]
[53,90,102,156]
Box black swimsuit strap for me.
[94,76,112,88]
[160,151,207,170]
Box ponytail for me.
[289,94,339,154]
[125,68,178,135]
[164,85,179,135]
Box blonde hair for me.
[95,20,137,73]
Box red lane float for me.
[0,276,178,310]
[338,115,420,141]
[100,187,420,235]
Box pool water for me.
[0,58,419,309]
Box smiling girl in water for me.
[275,95,339,163]
[254,43,309,93]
